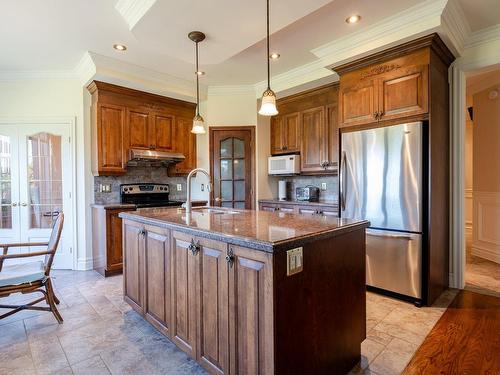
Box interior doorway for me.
[463,67,500,297]
[0,122,74,269]
[209,127,255,209]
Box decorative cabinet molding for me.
[360,64,402,79]
[88,81,196,176]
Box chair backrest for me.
[44,213,64,275]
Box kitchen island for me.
[119,207,369,375]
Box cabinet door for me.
[97,104,127,174]
[144,225,171,336]
[228,245,274,375]
[284,112,300,153]
[325,103,339,170]
[122,220,144,314]
[128,108,150,150]
[300,106,327,173]
[171,231,199,358]
[339,79,377,127]
[153,113,174,151]
[198,238,229,375]
[106,209,126,272]
[270,115,284,155]
[378,64,428,121]
[172,117,197,174]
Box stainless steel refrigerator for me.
[340,122,423,299]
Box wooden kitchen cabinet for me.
[88,81,196,176]
[92,205,136,277]
[143,225,171,336]
[170,117,197,175]
[338,50,429,128]
[273,84,339,174]
[270,113,300,155]
[123,220,145,314]
[171,231,199,358]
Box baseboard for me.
[471,245,500,264]
[76,257,94,271]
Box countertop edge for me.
[118,211,369,253]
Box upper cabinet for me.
[88,81,196,176]
[337,48,431,128]
[271,84,339,174]
[271,112,300,155]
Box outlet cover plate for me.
[286,247,303,276]
[177,184,182,191]
[321,182,327,191]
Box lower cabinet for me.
[123,222,273,375]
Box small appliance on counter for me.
[278,180,292,201]
[295,185,320,202]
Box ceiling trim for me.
[208,85,256,97]
[441,0,471,56]
[115,0,157,30]
[466,23,500,48]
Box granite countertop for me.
[258,198,338,207]
[119,207,368,252]
[91,200,208,210]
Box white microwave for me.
[268,154,300,175]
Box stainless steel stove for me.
[120,183,183,208]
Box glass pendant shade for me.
[258,88,278,116]
[191,114,206,134]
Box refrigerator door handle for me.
[340,151,347,211]
[366,229,415,241]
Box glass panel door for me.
[18,125,73,269]
[0,126,21,247]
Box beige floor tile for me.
[360,338,385,369]
[0,340,36,375]
[71,355,110,375]
[28,334,70,375]
[369,337,418,375]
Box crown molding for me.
[115,0,156,30]
[253,59,335,98]
[311,0,446,66]
[74,52,97,85]
[441,0,471,56]
[465,23,500,49]
[208,85,256,97]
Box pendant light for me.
[258,0,278,116]
[189,31,206,134]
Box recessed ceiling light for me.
[269,52,280,60]
[113,44,127,51]
[196,71,205,76]
[345,15,361,24]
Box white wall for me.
[191,90,273,205]
[0,79,92,270]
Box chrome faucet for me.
[184,168,212,214]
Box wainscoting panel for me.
[472,191,500,263]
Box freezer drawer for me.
[366,229,422,299]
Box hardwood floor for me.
[403,290,500,374]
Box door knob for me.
[11,202,18,207]
[21,202,28,207]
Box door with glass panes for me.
[211,128,254,209]
[0,124,73,269]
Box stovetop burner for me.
[120,183,183,208]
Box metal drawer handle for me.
[226,247,235,267]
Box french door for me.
[210,128,254,209]
[0,124,73,269]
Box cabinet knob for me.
[139,229,146,236]
[373,111,379,120]
[378,111,384,119]
[188,239,201,256]
[226,247,235,267]
[283,145,288,151]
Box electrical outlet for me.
[321,182,327,191]
[286,247,303,276]
[99,183,112,193]
[177,184,182,191]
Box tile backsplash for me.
[94,166,187,204]
[270,175,339,202]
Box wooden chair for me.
[0,213,64,323]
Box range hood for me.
[128,148,185,164]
